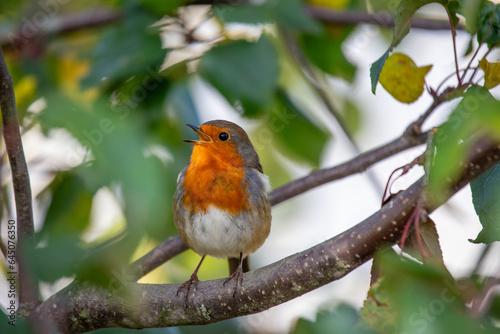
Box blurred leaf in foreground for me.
[427,86,500,202]
[470,162,500,243]
[199,35,279,116]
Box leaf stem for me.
[444,6,461,86]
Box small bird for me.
[173,120,272,300]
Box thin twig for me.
[0,48,38,309]
[128,236,189,282]
[470,48,494,84]
[471,243,491,277]
[470,274,500,319]
[413,86,461,130]
[445,7,461,86]
[462,44,483,83]
[435,67,476,94]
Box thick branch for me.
[0,48,38,309]
[34,137,500,333]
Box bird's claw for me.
[177,274,199,303]
[223,266,243,297]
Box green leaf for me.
[477,2,500,46]
[371,252,495,334]
[370,48,390,94]
[271,90,330,167]
[379,53,432,103]
[446,0,461,27]
[394,1,458,47]
[138,0,185,15]
[81,5,164,90]
[199,35,279,115]
[470,162,500,243]
[253,138,292,188]
[460,0,485,33]
[215,0,321,33]
[37,93,173,283]
[427,86,500,202]
[29,238,86,283]
[341,98,363,134]
[271,0,322,34]
[358,272,397,333]
[39,172,94,239]
[0,312,31,333]
[30,171,94,282]
[299,28,356,81]
[293,304,366,334]
[214,2,272,24]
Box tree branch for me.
[33,136,500,333]
[0,9,121,51]
[0,48,38,310]
[128,236,189,282]
[307,6,465,31]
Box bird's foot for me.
[223,265,243,297]
[177,273,199,303]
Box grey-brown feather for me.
[202,120,264,172]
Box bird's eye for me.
[218,132,229,141]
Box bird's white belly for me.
[185,206,257,259]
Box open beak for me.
[183,124,212,144]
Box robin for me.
[173,120,272,300]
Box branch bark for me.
[33,137,500,333]
[0,48,38,310]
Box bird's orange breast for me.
[182,144,249,214]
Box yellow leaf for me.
[307,0,350,9]
[14,75,37,112]
[479,58,500,89]
[57,54,98,105]
[379,53,432,104]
